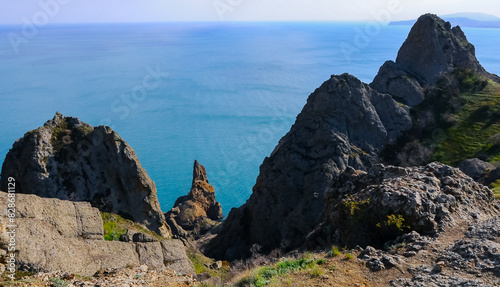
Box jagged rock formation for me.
[371,13,496,106]
[206,74,412,259]
[166,160,223,239]
[306,162,497,248]
[0,113,169,237]
[0,192,194,276]
[206,14,500,261]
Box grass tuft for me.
[101,212,163,241]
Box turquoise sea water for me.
[0,23,499,214]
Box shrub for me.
[49,278,68,287]
[345,253,354,260]
[343,196,370,217]
[327,246,341,257]
[376,214,409,233]
[236,257,319,286]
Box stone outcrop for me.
[458,158,496,181]
[0,113,169,237]
[206,74,412,259]
[371,13,496,106]
[307,162,497,248]
[205,14,500,261]
[0,192,194,276]
[371,61,426,106]
[166,160,222,239]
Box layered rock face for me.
[371,13,494,106]
[307,162,496,248]
[206,74,412,259]
[166,160,223,239]
[0,113,169,237]
[0,192,194,276]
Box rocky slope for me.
[206,14,500,261]
[0,113,169,237]
[306,162,497,249]
[2,266,197,286]
[0,192,194,277]
[165,160,223,239]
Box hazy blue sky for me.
[0,0,499,24]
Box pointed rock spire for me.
[371,14,497,106]
[193,159,208,184]
[166,160,223,239]
[396,13,486,84]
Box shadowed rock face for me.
[205,74,411,260]
[0,113,170,237]
[166,160,223,239]
[371,13,497,106]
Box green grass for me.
[491,186,500,200]
[383,69,500,170]
[432,80,500,165]
[101,212,164,241]
[186,246,231,280]
[49,277,68,287]
[235,257,326,287]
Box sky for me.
[0,0,499,24]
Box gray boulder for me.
[0,112,170,237]
[0,192,194,276]
[458,158,495,181]
[206,73,412,259]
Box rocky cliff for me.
[0,113,169,237]
[371,13,497,106]
[166,160,223,239]
[0,192,194,276]
[206,74,412,259]
[206,14,500,260]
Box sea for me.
[0,22,499,215]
